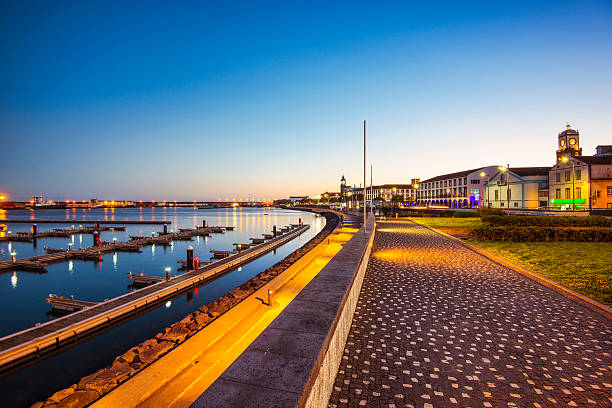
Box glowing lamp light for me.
[165,301,172,308]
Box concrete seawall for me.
[193,214,376,407]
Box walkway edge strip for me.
[410,221,612,321]
[300,215,376,408]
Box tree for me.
[391,195,404,207]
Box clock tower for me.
[556,124,582,162]
[340,175,347,195]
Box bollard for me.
[11,251,16,262]
[68,243,73,251]
[298,218,301,226]
[32,224,37,236]
[163,224,168,234]
[93,231,99,247]
[187,246,194,270]
[166,267,171,281]
[202,220,206,228]
[267,289,272,305]
[273,225,277,237]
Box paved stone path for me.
[329,221,612,408]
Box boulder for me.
[118,348,139,364]
[56,390,99,408]
[48,387,75,403]
[179,315,193,326]
[193,312,211,327]
[77,362,133,394]
[158,323,191,344]
[135,340,174,364]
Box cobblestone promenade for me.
[329,221,611,408]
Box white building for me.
[484,167,550,210]
[416,166,499,208]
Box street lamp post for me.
[480,172,490,208]
[498,164,510,215]
[562,156,576,211]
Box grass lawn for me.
[466,239,612,305]
[407,217,484,228]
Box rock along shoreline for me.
[31,210,340,408]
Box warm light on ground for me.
[92,224,357,408]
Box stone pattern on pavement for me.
[329,221,612,408]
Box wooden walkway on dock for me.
[0,225,119,243]
[0,219,171,225]
[0,226,233,273]
[0,224,309,371]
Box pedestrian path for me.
[329,221,612,407]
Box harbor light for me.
[165,301,172,308]
[11,271,17,288]
[11,250,17,262]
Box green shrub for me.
[482,215,611,227]
[470,226,612,242]
[453,211,479,218]
[478,207,505,217]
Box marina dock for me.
[0,223,309,371]
[0,219,171,225]
[0,225,234,273]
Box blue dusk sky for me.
[1,1,611,201]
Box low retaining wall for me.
[193,214,376,407]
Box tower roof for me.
[559,124,578,136]
[341,175,346,181]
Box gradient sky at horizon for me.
[1,1,611,201]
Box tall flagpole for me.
[370,164,373,214]
[363,120,366,231]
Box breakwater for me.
[29,211,339,408]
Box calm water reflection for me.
[0,206,324,408]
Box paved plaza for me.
[329,221,612,408]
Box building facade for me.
[416,166,499,208]
[549,126,612,211]
[365,183,417,203]
[484,167,550,210]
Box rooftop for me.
[420,168,483,183]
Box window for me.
[555,172,561,182]
[575,169,581,180]
[576,188,581,199]
[539,190,548,198]
[471,180,480,185]
[565,188,571,199]
[495,190,499,201]
[565,171,571,181]
[608,186,612,197]
[464,177,467,184]
[514,202,519,207]
[555,189,561,199]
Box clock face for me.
[569,138,576,145]
[560,139,566,147]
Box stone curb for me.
[402,220,612,321]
